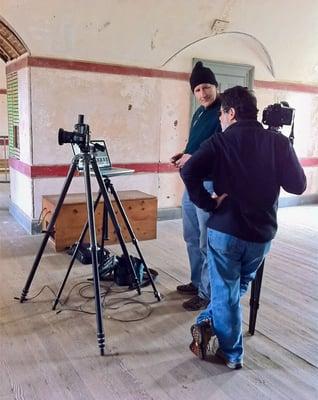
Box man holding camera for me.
[181,86,306,369]
[171,61,221,311]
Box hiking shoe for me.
[210,337,243,370]
[182,295,209,311]
[215,348,243,370]
[189,321,215,360]
[176,282,198,295]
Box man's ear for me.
[228,107,237,121]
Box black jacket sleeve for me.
[278,140,307,195]
[180,138,218,212]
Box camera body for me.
[262,102,295,128]
[58,114,90,147]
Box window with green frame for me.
[7,71,20,158]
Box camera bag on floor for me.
[114,255,158,289]
[67,243,110,265]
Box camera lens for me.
[58,128,74,145]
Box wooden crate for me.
[42,190,157,251]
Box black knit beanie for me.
[190,61,218,92]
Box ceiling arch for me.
[0,17,29,62]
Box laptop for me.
[71,139,134,177]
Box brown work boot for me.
[189,321,215,360]
[182,295,209,311]
[176,282,198,295]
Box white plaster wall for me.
[158,172,183,209]
[2,0,318,83]
[18,68,32,163]
[27,66,318,219]
[2,1,317,228]
[28,66,192,218]
[30,67,161,165]
[302,167,318,195]
[7,68,33,222]
[33,170,186,218]
[159,78,190,161]
[0,63,5,86]
[0,93,7,159]
[33,175,94,218]
[255,88,318,158]
[280,167,318,198]
[33,172,159,218]
[166,31,274,82]
[9,168,33,216]
[255,87,318,199]
[0,94,7,139]
[0,63,7,139]
[1,0,225,68]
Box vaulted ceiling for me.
[0,1,318,84]
[0,18,28,62]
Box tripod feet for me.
[19,289,28,303]
[155,291,162,301]
[97,332,105,356]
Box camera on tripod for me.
[58,114,90,149]
[262,102,295,128]
[262,101,295,144]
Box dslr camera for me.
[262,102,295,128]
[58,114,90,147]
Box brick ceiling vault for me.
[0,19,29,62]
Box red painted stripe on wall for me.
[9,158,171,177]
[254,80,318,94]
[9,157,31,176]
[9,157,318,178]
[6,55,189,81]
[31,164,73,178]
[6,55,318,94]
[9,158,81,178]
[115,163,177,173]
[300,157,318,167]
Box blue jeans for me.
[182,181,213,300]
[197,229,271,363]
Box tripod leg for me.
[248,260,265,335]
[106,178,161,301]
[52,190,103,310]
[83,154,105,355]
[19,161,78,303]
[90,163,141,295]
[98,201,109,267]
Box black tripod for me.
[19,115,161,355]
[248,106,296,335]
[51,174,161,310]
[248,260,265,335]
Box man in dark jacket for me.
[180,86,306,369]
[171,61,221,311]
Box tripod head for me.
[58,114,91,152]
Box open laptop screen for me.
[71,139,111,171]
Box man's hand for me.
[170,152,183,165]
[175,153,192,168]
[212,193,228,208]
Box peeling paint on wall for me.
[151,29,159,50]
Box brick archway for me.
[0,17,29,62]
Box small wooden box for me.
[42,190,157,251]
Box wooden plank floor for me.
[0,185,317,399]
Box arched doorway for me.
[0,16,29,204]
